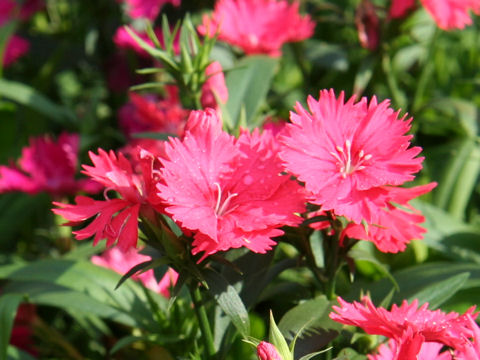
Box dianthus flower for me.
[330,296,477,359]
[0,0,43,67]
[0,133,99,196]
[200,61,229,111]
[118,0,180,20]
[389,0,416,19]
[119,87,189,139]
[257,341,282,360]
[92,247,178,297]
[454,314,480,359]
[356,0,381,51]
[3,35,30,67]
[421,0,480,30]
[342,183,436,253]
[157,109,306,260]
[198,0,315,57]
[53,148,163,250]
[389,0,479,30]
[369,339,452,360]
[279,89,424,225]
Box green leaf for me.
[0,79,75,124]
[204,269,250,337]
[0,21,17,78]
[278,296,341,342]
[225,55,278,129]
[7,346,36,360]
[0,259,168,331]
[269,312,292,360]
[408,272,470,309]
[115,260,153,290]
[0,293,23,360]
[349,247,399,291]
[333,348,367,360]
[298,348,332,360]
[353,56,375,96]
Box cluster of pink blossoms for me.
[390,0,480,30]
[198,0,315,57]
[0,133,100,197]
[52,89,434,260]
[116,0,180,21]
[1,0,43,67]
[330,296,480,359]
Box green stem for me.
[189,284,216,359]
[324,234,339,300]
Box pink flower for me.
[119,0,180,20]
[119,87,189,139]
[201,61,229,110]
[114,27,155,57]
[454,314,480,359]
[91,247,178,297]
[389,0,416,19]
[369,340,452,360]
[0,133,100,196]
[10,303,37,356]
[157,109,305,260]
[330,296,477,358]
[3,35,29,67]
[53,148,163,250]
[342,183,436,253]
[257,341,282,360]
[420,0,480,30]
[356,0,380,51]
[198,0,315,57]
[279,89,423,224]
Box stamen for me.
[331,140,372,177]
[213,182,239,217]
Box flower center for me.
[330,139,372,178]
[214,182,239,217]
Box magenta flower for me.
[330,296,477,358]
[454,314,480,359]
[356,0,380,51]
[279,89,424,224]
[157,109,305,260]
[92,247,178,297]
[118,0,180,20]
[201,61,229,111]
[257,341,282,360]
[421,0,480,30]
[198,0,315,57]
[118,88,189,139]
[3,35,30,67]
[53,148,162,250]
[0,133,99,197]
[369,340,452,360]
[389,0,416,19]
[342,183,436,253]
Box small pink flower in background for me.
[113,27,157,58]
[356,0,380,51]
[3,35,30,67]
[330,296,477,359]
[119,87,189,139]
[118,0,180,21]
[389,0,416,19]
[53,148,163,250]
[198,0,315,57]
[0,133,100,196]
[389,0,479,30]
[1,0,43,67]
[279,89,424,225]
[421,0,480,30]
[10,303,37,356]
[157,109,305,261]
[200,61,229,110]
[92,247,178,297]
[257,341,282,360]
[369,339,452,360]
